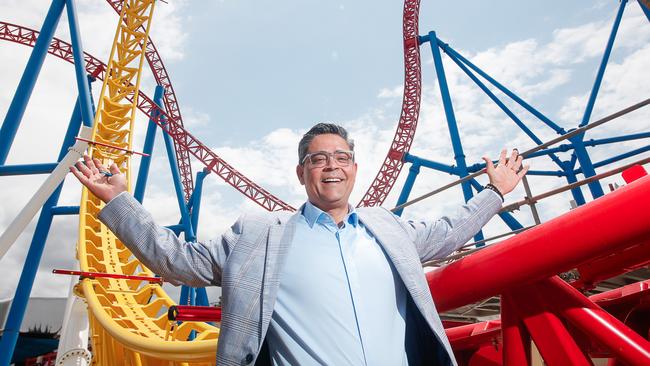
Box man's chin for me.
[312,196,348,209]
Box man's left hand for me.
[482,149,530,196]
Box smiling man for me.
[71,123,528,366]
[296,129,358,224]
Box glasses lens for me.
[334,151,352,166]
[306,151,353,167]
[309,152,329,167]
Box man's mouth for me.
[321,178,343,183]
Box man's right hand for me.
[70,154,127,203]
[482,149,529,196]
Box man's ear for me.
[296,164,305,185]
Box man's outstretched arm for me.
[398,149,529,262]
[70,155,239,287]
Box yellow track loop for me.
[77,1,219,363]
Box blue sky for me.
[168,1,633,142]
[0,0,649,301]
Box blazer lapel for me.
[259,211,300,343]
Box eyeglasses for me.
[301,150,355,167]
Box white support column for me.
[0,126,91,260]
[56,264,91,366]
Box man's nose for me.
[323,156,338,170]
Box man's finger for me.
[75,160,92,178]
[498,149,507,167]
[69,166,88,184]
[93,157,107,173]
[506,149,518,168]
[482,156,495,172]
[109,163,120,175]
[84,154,99,175]
[517,165,530,178]
[513,155,524,171]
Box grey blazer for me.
[99,189,502,366]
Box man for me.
[71,123,528,365]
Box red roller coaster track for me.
[0,20,294,212]
[357,0,422,207]
[1,0,424,210]
[110,0,425,209]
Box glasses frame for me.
[301,150,355,167]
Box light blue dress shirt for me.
[266,202,409,366]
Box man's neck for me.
[327,209,348,227]
[310,201,350,226]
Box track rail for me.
[105,0,194,202]
[357,0,422,207]
[0,21,294,212]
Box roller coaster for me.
[1,0,649,365]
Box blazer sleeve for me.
[98,192,242,287]
[396,189,503,263]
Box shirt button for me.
[244,353,254,364]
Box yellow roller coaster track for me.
[77,1,219,364]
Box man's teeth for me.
[322,178,342,183]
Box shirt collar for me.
[302,201,359,228]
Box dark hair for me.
[298,123,355,164]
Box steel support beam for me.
[639,0,650,21]
[439,42,565,134]
[157,85,195,241]
[133,86,163,203]
[541,276,650,365]
[564,165,587,206]
[501,293,530,366]
[509,285,593,366]
[50,206,80,215]
[190,169,209,237]
[394,162,421,217]
[592,144,650,169]
[571,0,628,199]
[444,47,565,170]
[0,163,58,176]
[65,0,95,127]
[0,0,65,164]
[427,31,483,241]
[579,0,627,129]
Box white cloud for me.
[210,128,305,202]
[147,0,189,61]
[377,85,403,99]
[519,68,572,96]
[181,106,211,129]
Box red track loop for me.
[114,0,427,209]
[357,0,422,207]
